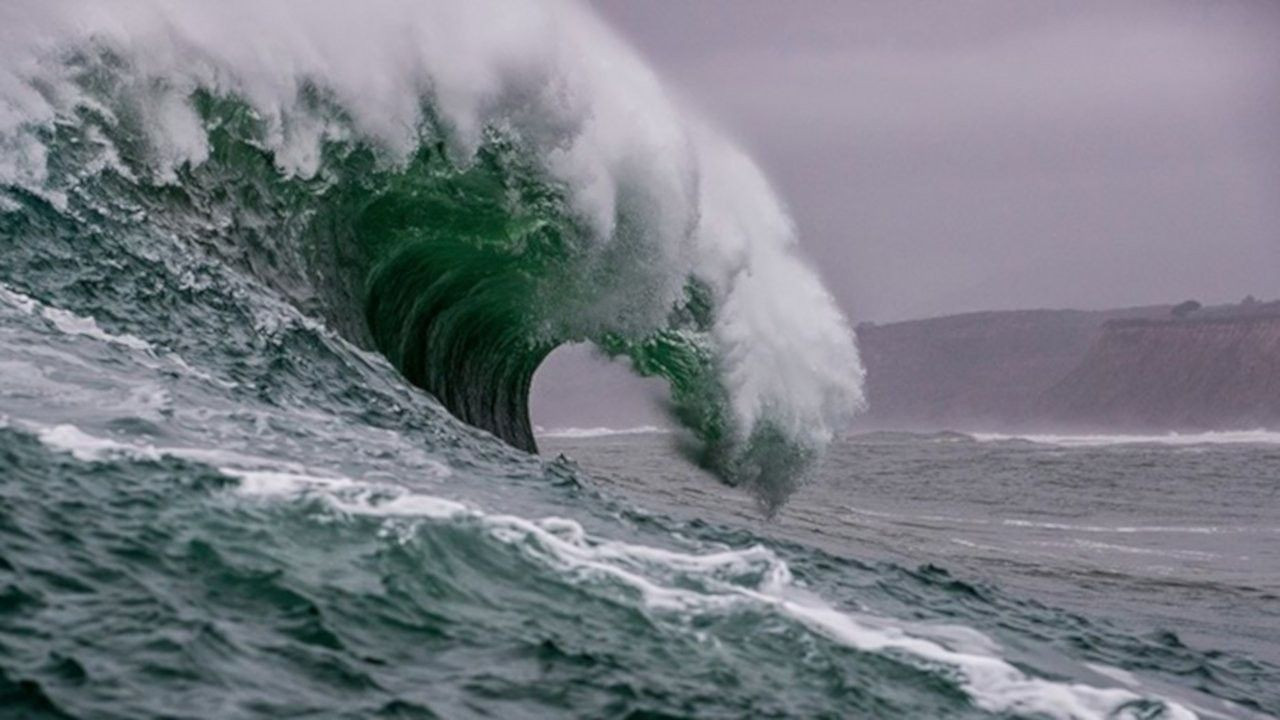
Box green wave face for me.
[348,146,810,503]
[324,123,728,464]
[354,136,761,486]
[66,78,745,488]
[355,134,576,454]
[1,27,862,508]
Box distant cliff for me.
[1041,314,1280,430]
[854,301,1280,431]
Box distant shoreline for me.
[854,299,1280,433]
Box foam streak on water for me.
[0,379,1218,719]
[33,421,1196,720]
[972,430,1280,447]
[536,425,672,439]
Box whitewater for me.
[0,0,864,508]
[0,1,1274,718]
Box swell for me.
[0,0,865,507]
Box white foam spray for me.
[14,418,1196,719]
[972,430,1280,448]
[0,0,864,470]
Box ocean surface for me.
[2,277,1278,718]
[2,2,1278,717]
[545,430,1280,712]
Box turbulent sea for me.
[545,430,1280,719]
[1,1,1277,718]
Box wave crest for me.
[0,0,864,507]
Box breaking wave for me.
[0,0,863,507]
[4,5,1271,718]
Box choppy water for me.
[543,430,1280,719]
[0,268,1276,717]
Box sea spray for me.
[0,0,863,506]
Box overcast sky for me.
[533,1,1279,429]
[593,0,1280,322]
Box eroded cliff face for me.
[854,304,1280,432]
[853,307,1167,429]
[1041,315,1280,430]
